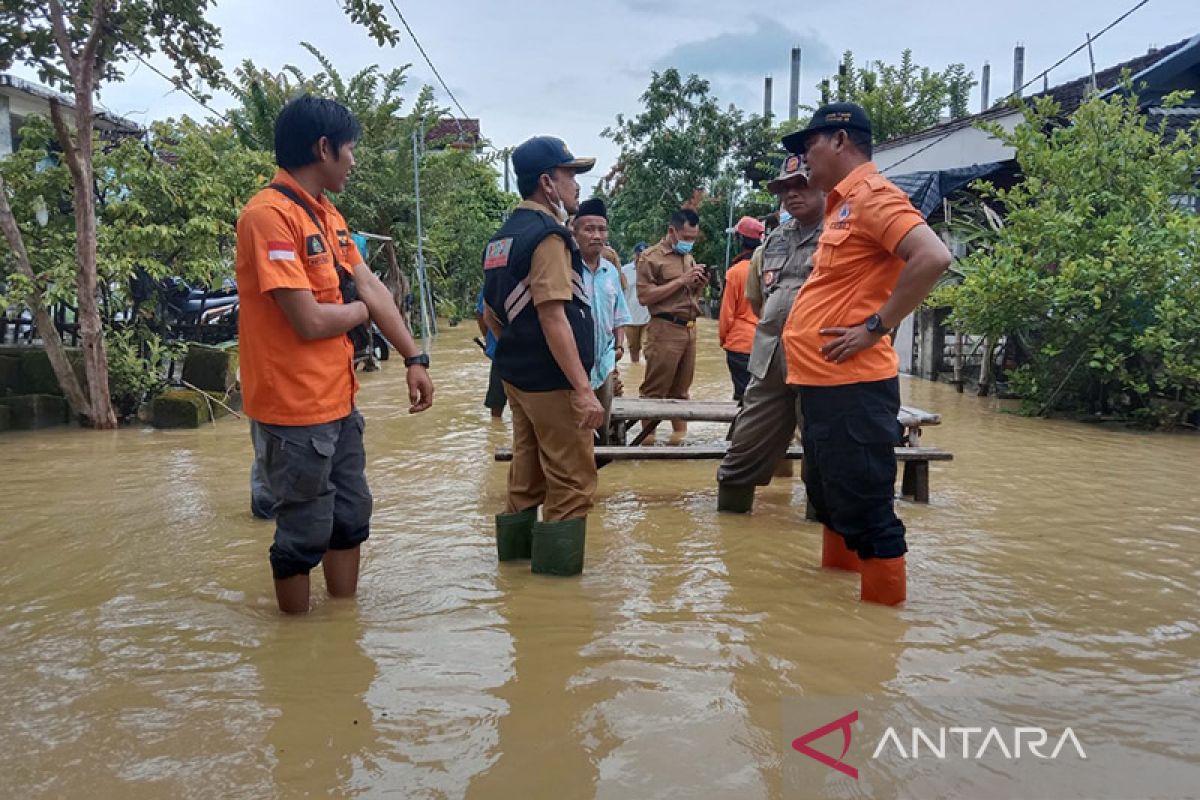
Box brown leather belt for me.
[653,313,695,328]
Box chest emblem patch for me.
[484,237,514,270]
[306,234,326,257]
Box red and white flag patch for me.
[267,240,296,261]
[484,237,513,270]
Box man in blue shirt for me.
[572,198,630,437]
[475,287,506,418]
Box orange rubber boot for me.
[820,527,861,572]
[860,556,906,606]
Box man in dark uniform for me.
[781,103,952,605]
[716,155,823,512]
[481,136,605,576]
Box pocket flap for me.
[818,228,851,247]
[844,412,901,445]
[310,436,337,458]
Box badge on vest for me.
[306,234,326,257]
[336,229,352,249]
[484,237,513,270]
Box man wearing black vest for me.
[482,136,604,576]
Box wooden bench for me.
[494,444,953,503]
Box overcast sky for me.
[14,0,1198,192]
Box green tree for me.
[601,69,748,268]
[0,114,273,418]
[825,50,976,143]
[0,0,399,428]
[932,86,1200,426]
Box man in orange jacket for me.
[718,216,764,402]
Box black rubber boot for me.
[717,482,755,513]
[495,507,537,561]
[530,517,586,576]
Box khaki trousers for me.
[639,317,696,400]
[625,324,645,357]
[503,383,597,521]
[716,345,802,487]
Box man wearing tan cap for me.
[718,215,765,402]
[717,155,824,512]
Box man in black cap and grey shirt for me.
[481,136,604,577]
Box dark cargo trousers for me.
[798,378,907,559]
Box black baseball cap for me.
[512,136,595,179]
[781,102,873,154]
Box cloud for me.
[652,17,838,82]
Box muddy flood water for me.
[1,320,1198,799]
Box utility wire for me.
[130,52,231,124]
[881,0,1152,175]
[385,0,471,139]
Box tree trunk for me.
[49,100,117,429]
[0,177,91,419]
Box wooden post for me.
[977,335,993,397]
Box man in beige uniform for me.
[636,207,706,443]
[482,136,604,576]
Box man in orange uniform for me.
[718,216,764,402]
[781,103,951,606]
[237,95,434,614]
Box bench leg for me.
[903,461,930,503]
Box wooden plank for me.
[610,398,739,423]
[610,397,941,428]
[494,445,952,462]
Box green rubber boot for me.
[495,507,537,561]
[717,483,755,513]
[530,517,587,576]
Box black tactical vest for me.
[482,207,594,391]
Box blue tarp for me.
[890,163,1005,219]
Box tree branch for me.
[46,0,80,80]
[48,99,85,187]
[80,0,112,92]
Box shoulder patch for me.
[484,237,513,270]
[336,228,352,248]
[306,234,326,257]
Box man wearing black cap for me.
[481,136,605,577]
[779,103,952,606]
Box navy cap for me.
[782,102,873,154]
[633,241,648,254]
[512,136,595,179]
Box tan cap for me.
[767,153,809,193]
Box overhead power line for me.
[385,0,471,138]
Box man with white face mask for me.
[635,207,706,444]
[481,136,604,577]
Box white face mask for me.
[546,177,569,221]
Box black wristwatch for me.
[864,313,886,335]
[404,353,430,368]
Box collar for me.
[826,161,879,211]
[517,198,566,224]
[272,169,333,215]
